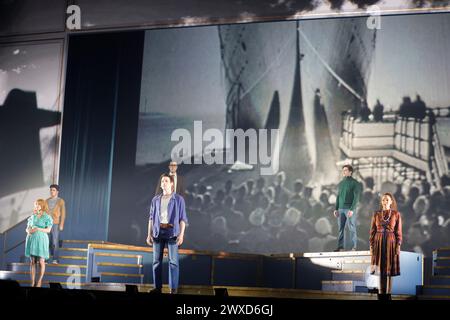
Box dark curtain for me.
[59,31,144,240]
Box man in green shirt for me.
[333,165,361,251]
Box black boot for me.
[149,288,162,294]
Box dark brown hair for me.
[379,192,398,211]
[157,173,174,194]
[342,164,353,174]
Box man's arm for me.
[177,221,186,246]
[146,200,154,246]
[176,196,188,246]
[59,199,66,230]
[335,182,340,211]
[146,219,153,246]
[349,181,361,211]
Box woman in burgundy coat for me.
[370,192,403,295]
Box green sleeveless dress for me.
[25,213,53,260]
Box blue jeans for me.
[337,209,357,250]
[49,224,60,261]
[152,230,179,290]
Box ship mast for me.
[279,20,313,185]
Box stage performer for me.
[25,199,53,287]
[46,184,66,264]
[147,173,188,294]
[370,192,402,299]
[333,164,361,251]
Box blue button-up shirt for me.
[149,193,188,238]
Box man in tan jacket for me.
[46,184,66,264]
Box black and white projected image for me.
[0,42,63,233]
[130,13,450,256]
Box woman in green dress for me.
[25,199,53,287]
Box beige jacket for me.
[46,197,66,227]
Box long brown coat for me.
[369,210,402,276]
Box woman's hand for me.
[146,235,153,246]
[396,244,401,256]
[29,227,37,234]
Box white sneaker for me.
[52,260,58,264]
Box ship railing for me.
[393,110,447,189]
[429,111,448,189]
[341,110,448,189]
[431,106,450,118]
[394,114,430,161]
[340,111,397,151]
[427,106,449,188]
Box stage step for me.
[0,270,85,283]
[434,266,450,276]
[354,285,378,293]
[99,272,144,284]
[96,262,143,274]
[19,255,58,263]
[434,257,450,267]
[322,280,366,292]
[59,256,87,265]
[341,259,371,271]
[8,263,86,274]
[332,270,366,282]
[81,283,380,299]
[418,295,450,300]
[3,280,410,300]
[59,248,88,257]
[422,285,450,296]
[94,252,142,265]
[61,240,109,248]
[11,280,87,289]
[430,275,450,286]
[435,248,450,258]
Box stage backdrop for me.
[0,40,64,233]
[106,13,450,257]
[59,31,145,241]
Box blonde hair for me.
[36,199,49,213]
